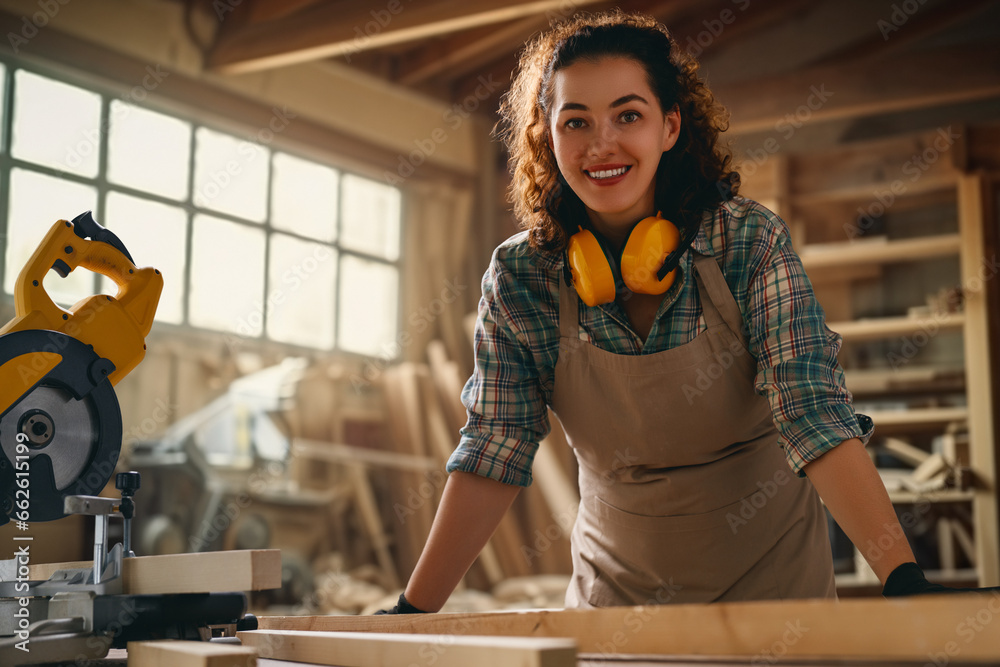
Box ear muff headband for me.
[567,212,698,306]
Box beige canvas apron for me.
[551,252,837,607]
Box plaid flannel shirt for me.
[447,197,873,487]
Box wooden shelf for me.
[887,489,975,503]
[799,233,961,270]
[830,313,965,341]
[790,173,958,206]
[843,365,966,396]
[867,406,968,428]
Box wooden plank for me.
[799,233,962,270]
[127,640,256,667]
[29,549,281,595]
[831,313,965,341]
[883,437,931,467]
[207,0,606,73]
[239,630,576,667]
[867,407,968,428]
[958,172,1000,586]
[258,595,1000,662]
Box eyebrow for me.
[558,93,650,114]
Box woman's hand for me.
[883,562,1000,597]
[374,592,430,615]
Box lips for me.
[585,165,631,180]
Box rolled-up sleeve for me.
[446,256,551,487]
[745,212,874,475]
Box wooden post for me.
[958,172,1000,586]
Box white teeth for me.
[588,166,628,179]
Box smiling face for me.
[548,56,681,247]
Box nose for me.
[587,122,618,157]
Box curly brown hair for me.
[498,9,740,253]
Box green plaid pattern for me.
[448,198,873,486]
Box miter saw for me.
[0,212,258,665]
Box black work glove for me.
[374,592,430,615]
[882,562,1000,597]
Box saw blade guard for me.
[0,211,163,386]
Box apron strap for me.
[558,269,580,340]
[692,253,748,348]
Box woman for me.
[381,10,963,613]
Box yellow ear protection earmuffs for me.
[566,212,697,307]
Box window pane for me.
[193,128,268,222]
[108,102,191,200]
[267,234,336,349]
[12,71,102,177]
[340,174,400,260]
[189,214,265,335]
[271,152,338,242]
[102,192,187,324]
[338,255,398,356]
[5,169,97,305]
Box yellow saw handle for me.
[0,211,163,386]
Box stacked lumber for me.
[378,340,579,592]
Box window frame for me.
[0,56,405,357]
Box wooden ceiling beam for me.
[207,0,606,74]
[440,0,705,105]
[805,0,996,68]
[717,43,1000,135]
[394,16,545,87]
[671,0,813,59]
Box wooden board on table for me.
[127,640,256,667]
[258,594,1000,662]
[239,630,576,667]
[29,549,281,595]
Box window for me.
[0,65,402,354]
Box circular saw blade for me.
[0,384,99,490]
[0,330,122,522]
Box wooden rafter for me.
[716,43,1000,135]
[207,0,607,74]
[806,0,996,68]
